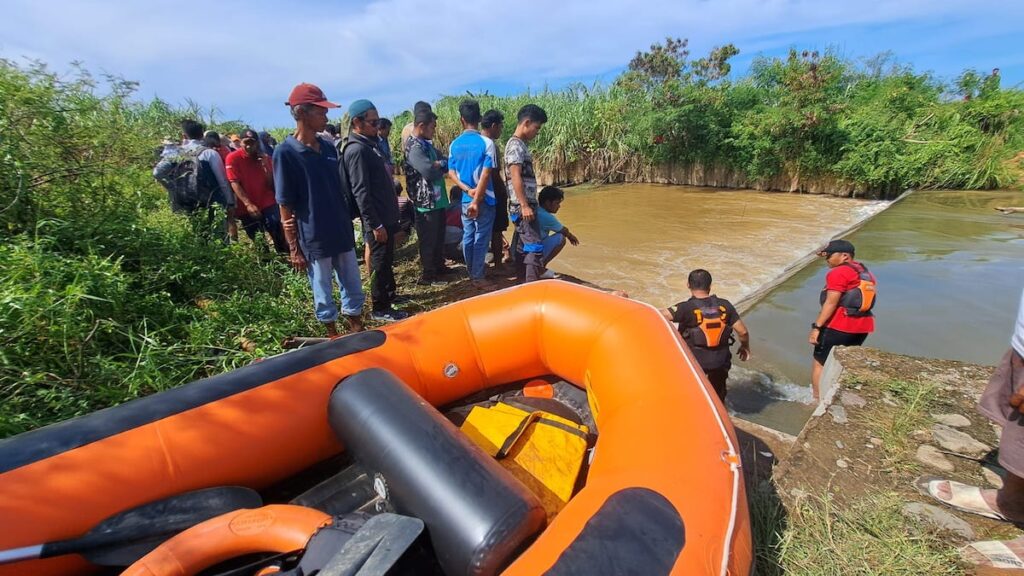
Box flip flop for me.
[963,540,1024,570]
[914,475,1010,522]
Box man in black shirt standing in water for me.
[663,269,751,401]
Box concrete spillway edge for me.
[734,189,916,315]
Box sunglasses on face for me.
[358,117,380,128]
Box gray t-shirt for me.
[504,136,537,208]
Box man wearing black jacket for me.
[341,99,409,322]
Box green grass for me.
[750,486,965,575]
[868,379,939,471]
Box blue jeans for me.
[461,201,495,280]
[306,250,365,322]
[542,232,564,261]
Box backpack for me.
[404,138,442,211]
[160,147,218,212]
[337,139,362,219]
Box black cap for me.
[821,239,855,257]
[414,109,438,125]
[413,101,432,114]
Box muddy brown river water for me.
[553,186,1024,434]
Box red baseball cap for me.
[285,83,339,108]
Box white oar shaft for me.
[0,544,43,564]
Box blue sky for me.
[2,0,1021,129]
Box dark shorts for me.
[813,328,868,364]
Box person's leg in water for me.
[704,366,730,402]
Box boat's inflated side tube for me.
[328,368,546,576]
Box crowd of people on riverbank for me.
[153,83,581,330]
[153,82,876,398]
[149,82,1024,569]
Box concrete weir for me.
[734,188,914,315]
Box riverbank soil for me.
[354,238,625,331]
[753,346,1019,575]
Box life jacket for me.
[681,296,732,349]
[820,262,877,317]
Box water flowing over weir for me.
[553,184,887,309]
[553,186,1024,434]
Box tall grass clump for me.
[0,60,317,437]
[389,41,1023,195]
[756,491,965,575]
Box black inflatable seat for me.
[328,368,546,576]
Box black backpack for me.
[160,148,219,212]
[337,139,362,219]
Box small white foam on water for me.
[729,365,815,404]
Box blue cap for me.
[348,99,376,118]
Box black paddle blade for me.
[317,513,424,576]
[47,486,262,566]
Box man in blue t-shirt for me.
[274,83,365,336]
[535,186,579,279]
[447,99,497,289]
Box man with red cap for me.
[274,83,365,335]
[809,239,877,398]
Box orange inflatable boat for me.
[0,281,752,575]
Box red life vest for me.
[820,262,877,317]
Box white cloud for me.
[1,0,1020,126]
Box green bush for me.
[388,44,1022,193]
[0,60,322,437]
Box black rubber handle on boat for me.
[0,486,262,566]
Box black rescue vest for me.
[820,262,877,318]
[681,296,732,349]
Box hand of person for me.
[289,248,307,272]
[808,328,820,345]
[521,204,535,222]
[738,345,751,361]
[373,226,388,243]
[1011,391,1024,412]
[244,202,260,218]
[567,232,579,246]
[466,201,480,219]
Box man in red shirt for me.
[809,239,877,398]
[225,128,287,253]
